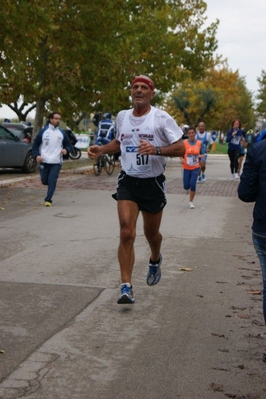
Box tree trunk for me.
[33,99,46,139]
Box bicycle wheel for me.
[93,157,102,176]
[104,154,115,175]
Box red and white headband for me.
[131,76,155,91]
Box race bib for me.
[231,136,241,145]
[124,146,152,174]
[186,154,198,166]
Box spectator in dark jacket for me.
[238,137,266,362]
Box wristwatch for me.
[156,147,161,155]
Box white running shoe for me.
[147,253,162,286]
[189,202,195,209]
[117,283,135,304]
[234,173,239,179]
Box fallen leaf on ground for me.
[212,367,229,372]
[247,290,262,295]
[211,333,228,339]
[0,207,5,210]
[233,254,245,259]
[0,350,5,354]
[179,267,193,272]
[237,314,250,319]
[209,383,224,392]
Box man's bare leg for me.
[117,200,139,284]
[142,210,163,262]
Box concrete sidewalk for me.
[1,155,265,399]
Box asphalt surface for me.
[0,155,266,399]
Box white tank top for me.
[119,108,166,178]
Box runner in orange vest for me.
[180,126,205,209]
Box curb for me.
[0,163,121,189]
[0,166,94,189]
[0,154,225,189]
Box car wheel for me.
[22,152,37,173]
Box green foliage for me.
[0,0,218,132]
[166,65,256,132]
[211,142,228,154]
[257,70,266,119]
[234,77,256,131]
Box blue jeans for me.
[252,231,266,324]
[39,163,62,203]
[183,168,200,192]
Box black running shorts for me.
[113,171,167,214]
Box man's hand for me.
[87,145,102,160]
[36,155,43,163]
[138,139,156,155]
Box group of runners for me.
[31,74,265,362]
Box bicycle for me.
[93,153,115,176]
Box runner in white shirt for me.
[196,121,213,183]
[88,75,184,304]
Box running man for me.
[88,75,185,304]
[196,121,213,183]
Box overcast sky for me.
[205,0,265,94]
[1,0,265,119]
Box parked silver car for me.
[2,122,32,143]
[0,124,36,173]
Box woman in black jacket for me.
[238,137,266,361]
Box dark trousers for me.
[253,232,266,324]
[227,149,239,174]
[39,163,62,203]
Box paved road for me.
[1,155,266,399]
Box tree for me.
[0,0,219,136]
[234,77,256,131]
[6,97,36,122]
[172,87,219,126]
[166,65,255,132]
[257,70,266,120]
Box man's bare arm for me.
[88,139,120,159]
[138,138,185,158]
